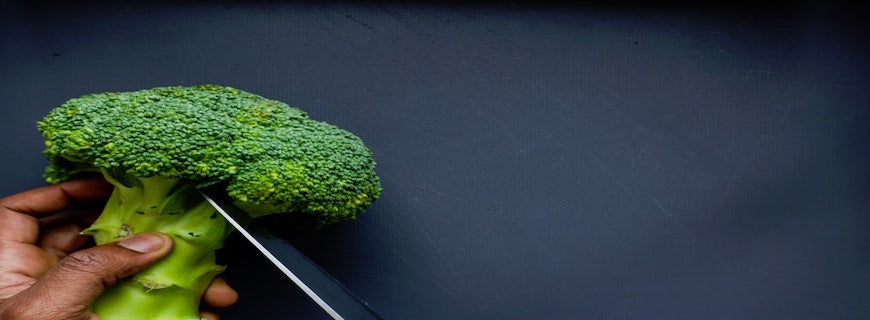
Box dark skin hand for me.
[0,178,238,320]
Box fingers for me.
[0,178,112,244]
[0,178,112,217]
[198,277,238,320]
[0,240,58,281]
[198,276,238,320]
[38,223,94,258]
[0,232,172,320]
[200,310,221,320]
[203,277,239,308]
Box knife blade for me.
[197,185,383,320]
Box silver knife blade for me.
[197,185,383,320]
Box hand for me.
[0,178,238,320]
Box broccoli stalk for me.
[37,85,382,320]
[85,170,228,319]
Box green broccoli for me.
[37,85,382,320]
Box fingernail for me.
[117,233,166,253]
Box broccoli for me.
[37,85,382,320]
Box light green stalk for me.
[84,170,230,320]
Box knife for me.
[197,184,383,320]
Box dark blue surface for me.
[2,2,868,319]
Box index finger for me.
[0,178,112,243]
[0,178,112,218]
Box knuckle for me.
[0,301,40,320]
[1,297,88,320]
[0,305,18,320]
[60,250,111,273]
[59,250,123,288]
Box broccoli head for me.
[37,85,382,320]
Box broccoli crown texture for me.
[38,85,382,223]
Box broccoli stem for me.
[84,170,230,320]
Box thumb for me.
[1,232,173,320]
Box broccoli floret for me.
[37,85,382,320]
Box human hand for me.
[0,178,238,320]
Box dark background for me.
[2,1,868,319]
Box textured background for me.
[1,1,868,319]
